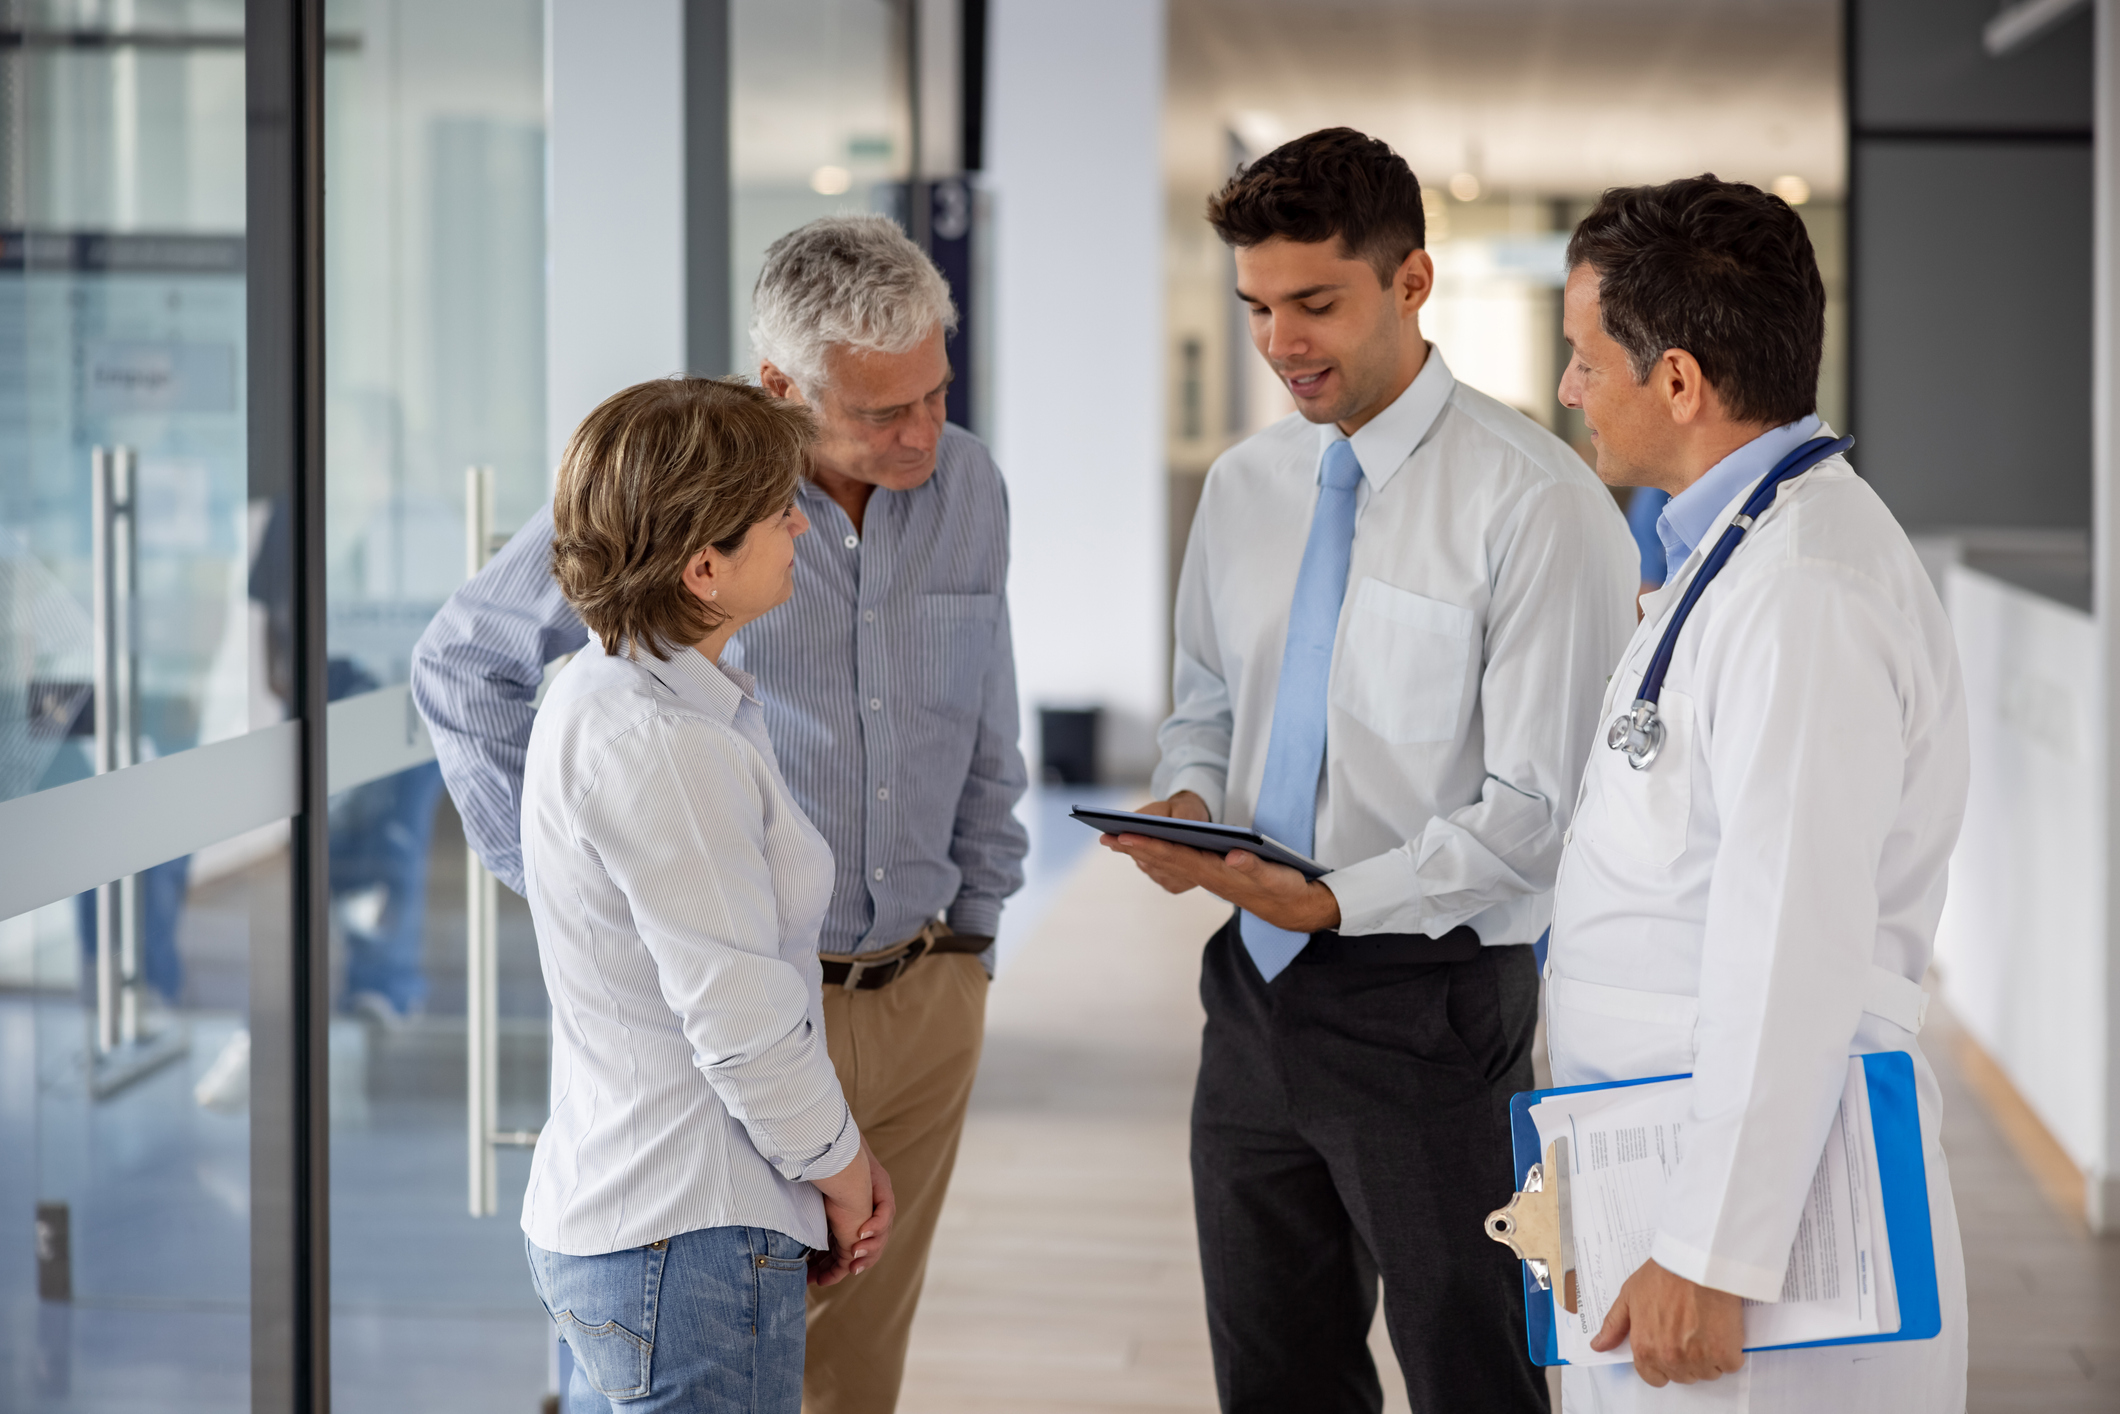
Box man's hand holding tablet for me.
[1094,792,1344,935]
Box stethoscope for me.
[1606,434,1856,771]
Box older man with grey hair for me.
[410,214,1028,1414]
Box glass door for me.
[318,3,554,1409]
[0,4,284,1409]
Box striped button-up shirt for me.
[520,638,856,1254]
[410,424,1030,957]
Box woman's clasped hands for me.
[808,1140,897,1287]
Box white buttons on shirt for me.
[1563,828,1574,846]
[863,610,875,623]
[843,534,858,549]
[877,787,889,800]
[868,698,881,710]
[872,867,885,881]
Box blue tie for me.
[1240,438,1362,981]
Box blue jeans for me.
[329,759,446,1015]
[73,853,191,1003]
[526,1227,810,1413]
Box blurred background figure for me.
[1626,487,1671,595]
[324,667,447,1025]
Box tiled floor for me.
[901,843,2120,1413]
[1927,1006,2120,1412]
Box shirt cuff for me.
[946,904,1001,977]
[947,896,1001,940]
[787,1104,863,1185]
[1649,1228,1785,1304]
[1161,765,1227,822]
[1319,849,1420,936]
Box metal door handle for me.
[463,466,536,1214]
[87,446,187,1097]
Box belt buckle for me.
[838,927,936,993]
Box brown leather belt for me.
[1292,925,1483,965]
[819,922,992,992]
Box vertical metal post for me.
[467,854,499,1216]
[112,447,141,1046]
[90,447,119,1056]
[90,445,143,1056]
[465,465,501,1216]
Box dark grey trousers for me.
[1190,914,1548,1414]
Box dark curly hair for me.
[1566,175,1825,427]
[1206,127,1425,286]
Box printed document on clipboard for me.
[1492,1051,1941,1367]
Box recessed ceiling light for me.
[1771,174,1811,206]
[810,165,853,196]
[1448,172,1481,202]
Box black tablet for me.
[1070,806,1329,879]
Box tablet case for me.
[1068,806,1329,879]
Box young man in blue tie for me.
[1103,128,1637,1412]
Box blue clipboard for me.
[1507,1050,1941,1367]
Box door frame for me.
[245,2,330,1409]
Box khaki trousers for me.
[804,950,987,1414]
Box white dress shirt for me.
[519,638,860,1256]
[1153,346,1639,943]
[1548,434,1969,1411]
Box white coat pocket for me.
[1330,578,1473,745]
[1594,686,1693,867]
[1545,975,1700,1083]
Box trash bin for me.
[1038,706,1101,786]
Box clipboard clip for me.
[1484,1136,1578,1314]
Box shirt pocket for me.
[1594,686,1694,867]
[1329,578,1474,745]
[913,592,1002,719]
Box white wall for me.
[2093,0,2120,1232]
[987,0,1168,779]
[1937,567,2105,1178]
[546,0,687,472]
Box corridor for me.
[900,806,2120,1412]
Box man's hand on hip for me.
[1591,1259,1746,1387]
[1099,791,1342,934]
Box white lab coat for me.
[1547,447,1970,1413]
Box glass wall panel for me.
[0,6,267,1407]
[0,834,278,1412]
[320,3,552,1409]
[730,0,913,373]
[0,3,259,808]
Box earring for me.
[709,589,718,598]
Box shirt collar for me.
[1315,343,1456,491]
[1656,413,1825,570]
[621,638,757,723]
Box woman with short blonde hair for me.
[521,376,893,1414]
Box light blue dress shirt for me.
[1655,414,1824,571]
[410,424,1030,958]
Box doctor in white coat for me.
[1547,176,1970,1412]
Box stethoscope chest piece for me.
[1606,699,1664,771]
[1601,433,1856,777]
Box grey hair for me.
[749,214,958,394]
